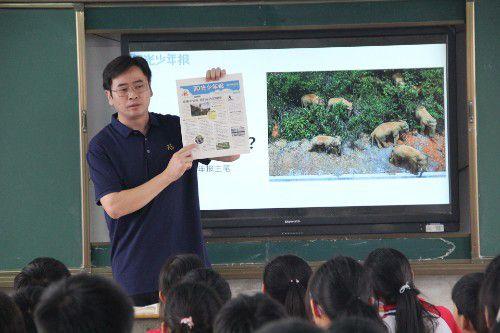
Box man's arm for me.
[100,144,196,219]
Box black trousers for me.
[130,290,159,306]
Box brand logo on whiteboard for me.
[284,219,301,224]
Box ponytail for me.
[173,317,195,333]
[364,249,437,333]
[394,285,431,333]
[284,280,307,318]
[263,255,312,318]
[164,282,222,333]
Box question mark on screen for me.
[249,137,256,149]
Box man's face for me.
[105,65,152,121]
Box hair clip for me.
[180,316,194,329]
[399,282,411,294]
[289,279,300,284]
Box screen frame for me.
[123,26,460,238]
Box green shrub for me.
[268,68,445,141]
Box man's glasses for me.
[111,82,149,98]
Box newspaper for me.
[176,73,250,160]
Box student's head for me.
[452,272,486,333]
[480,256,500,330]
[12,286,44,333]
[14,257,70,290]
[102,55,153,121]
[307,255,383,329]
[328,316,388,333]
[34,273,133,333]
[262,254,312,318]
[255,318,323,333]
[163,282,222,333]
[0,291,26,333]
[159,254,204,303]
[484,255,500,276]
[363,248,436,333]
[214,293,288,333]
[181,268,232,304]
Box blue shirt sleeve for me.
[86,142,123,206]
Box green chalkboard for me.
[85,0,465,32]
[475,0,500,257]
[91,236,470,267]
[0,8,82,270]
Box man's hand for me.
[163,144,197,183]
[211,155,240,162]
[206,67,226,81]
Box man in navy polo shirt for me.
[87,56,238,306]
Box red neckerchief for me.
[376,297,441,318]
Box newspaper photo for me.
[176,73,250,160]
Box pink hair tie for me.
[180,316,194,329]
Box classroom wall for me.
[85,33,120,243]
[0,0,498,277]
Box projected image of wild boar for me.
[267,69,446,178]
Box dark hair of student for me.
[12,286,44,333]
[363,248,437,333]
[213,293,288,333]
[0,291,26,333]
[255,317,323,333]
[480,256,500,329]
[328,316,388,333]
[181,268,232,304]
[102,55,152,92]
[159,254,204,296]
[13,257,70,290]
[452,272,487,333]
[484,255,500,276]
[164,282,222,333]
[308,255,386,329]
[34,274,134,333]
[263,254,312,318]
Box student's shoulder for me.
[434,305,461,333]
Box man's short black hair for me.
[34,273,134,333]
[452,272,486,332]
[214,293,287,333]
[102,55,152,91]
[14,257,70,290]
[0,291,26,333]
